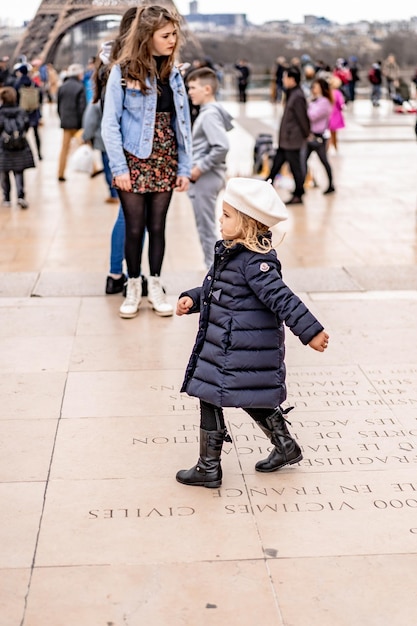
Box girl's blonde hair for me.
[225,211,273,253]
[114,4,183,94]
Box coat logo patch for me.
[260,262,270,272]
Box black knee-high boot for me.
[176,428,231,488]
[255,407,303,472]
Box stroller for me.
[253,133,275,175]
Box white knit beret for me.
[223,177,288,227]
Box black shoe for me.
[255,407,303,473]
[285,195,303,205]
[323,185,335,195]
[58,176,66,182]
[141,275,148,297]
[105,274,126,295]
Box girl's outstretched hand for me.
[309,330,329,352]
[176,296,193,316]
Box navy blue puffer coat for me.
[180,237,324,409]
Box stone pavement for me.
[1,97,417,626]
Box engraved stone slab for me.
[35,476,263,566]
[49,416,239,481]
[284,364,417,412]
[245,470,417,557]
[227,408,417,475]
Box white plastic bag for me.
[69,143,95,175]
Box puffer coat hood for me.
[180,236,324,408]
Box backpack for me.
[368,68,379,85]
[1,115,27,151]
[19,85,40,111]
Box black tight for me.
[200,400,273,431]
[118,189,173,278]
[304,138,333,187]
[32,125,41,157]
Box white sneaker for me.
[18,198,29,209]
[147,276,173,317]
[119,277,142,318]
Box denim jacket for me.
[101,63,192,178]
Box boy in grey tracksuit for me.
[186,67,234,268]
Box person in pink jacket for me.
[305,77,335,194]
[328,75,346,151]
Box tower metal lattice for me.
[14,0,202,64]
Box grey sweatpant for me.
[188,169,225,269]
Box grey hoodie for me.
[192,102,233,173]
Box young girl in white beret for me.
[176,177,329,488]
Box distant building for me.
[304,15,332,27]
[184,1,247,31]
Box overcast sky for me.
[3,0,417,27]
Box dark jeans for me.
[1,170,24,200]
[269,147,305,198]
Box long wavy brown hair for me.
[113,5,183,94]
[92,6,138,104]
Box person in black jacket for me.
[14,64,43,161]
[234,59,250,103]
[175,177,329,488]
[0,86,35,208]
[265,66,310,205]
[57,63,86,181]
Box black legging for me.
[32,125,41,157]
[268,147,305,198]
[118,189,173,278]
[304,137,333,187]
[200,399,273,431]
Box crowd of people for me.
[270,52,416,109]
[2,4,416,489]
[0,4,334,488]
[0,24,415,274]
[259,52,417,205]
